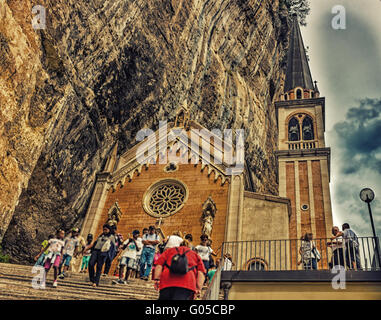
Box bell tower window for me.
[302,116,314,141]
[296,89,302,99]
[288,117,300,141]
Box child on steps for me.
[80,234,93,273]
[34,229,65,288]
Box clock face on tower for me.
[360,188,375,203]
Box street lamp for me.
[360,188,380,269]
[359,188,377,239]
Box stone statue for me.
[201,197,217,238]
[106,202,123,227]
[107,210,119,227]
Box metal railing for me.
[221,237,381,271]
[202,259,223,300]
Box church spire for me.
[284,14,315,96]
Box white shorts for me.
[120,256,135,269]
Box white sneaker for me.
[52,281,58,288]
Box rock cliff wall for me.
[1,0,290,263]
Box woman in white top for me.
[223,253,235,271]
[164,231,184,250]
[327,226,345,268]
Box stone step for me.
[0,263,224,300]
[0,272,158,295]
[0,263,159,300]
[0,276,159,300]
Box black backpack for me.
[165,247,196,275]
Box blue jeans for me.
[139,247,155,278]
[35,253,46,267]
[304,258,318,270]
[202,260,210,273]
[88,249,107,285]
[61,254,73,267]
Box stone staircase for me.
[0,263,159,300]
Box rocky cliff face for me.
[1,0,290,263]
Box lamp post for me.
[360,188,377,238]
[360,188,380,268]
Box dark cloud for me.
[331,98,381,237]
[333,98,381,175]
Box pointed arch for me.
[302,116,314,140]
[288,117,300,141]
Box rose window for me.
[143,180,188,217]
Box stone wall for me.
[241,191,290,241]
[230,191,291,270]
[1,0,291,263]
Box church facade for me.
[80,16,333,271]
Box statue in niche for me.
[106,202,123,227]
[200,197,217,238]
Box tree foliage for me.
[283,0,311,26]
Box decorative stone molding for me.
[164,162,178,172]
[174,101,190,129]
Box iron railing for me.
[221,237,381,272]
[202,259,223,300]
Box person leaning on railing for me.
[327,226,345,269]
[331,223,362,270]
[222,253,235,271]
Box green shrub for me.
[0,246,10,263]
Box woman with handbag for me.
[298,233,319,270]
[84,224,116,287]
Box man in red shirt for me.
[153,241,206,300]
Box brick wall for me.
[93,161,229,270]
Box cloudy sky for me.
[301,0,381,236]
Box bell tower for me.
[275,15,333,242]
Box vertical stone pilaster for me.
[315,105,325,148]
[225,173,244,243]
[294,161,301,241]
[278,160,286,198]
[320,159,333,238]
[307,160,317,237]
[80,172,110,238]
